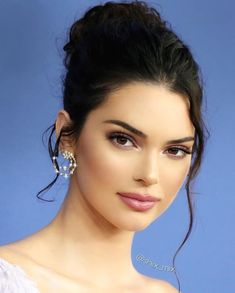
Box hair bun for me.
[63,19,83,54]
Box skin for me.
[0,82,194,292]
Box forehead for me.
[89,82,194,139]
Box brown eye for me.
[168,148,181,155]
[107,132,135,148]
[166,147,192,158]
[116,136,129,145]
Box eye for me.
[107,131,136,148]
[165,146,192,159]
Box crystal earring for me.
[52,150,77,178]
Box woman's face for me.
[69,82,195,231]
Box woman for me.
[0,1,207,292]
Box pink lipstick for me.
[117,192,160,212]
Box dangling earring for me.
[52,150,77,178]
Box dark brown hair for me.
[37,1,208,291]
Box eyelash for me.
[107,131,192,159]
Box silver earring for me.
[52,150,77,178]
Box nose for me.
[133,151,160,186]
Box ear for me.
[55,109,74,152]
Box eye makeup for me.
[106,131,136,148]
[106,130,193,159]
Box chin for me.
[114,216,154,232]
[125,223,151,232]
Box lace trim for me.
[0,258,40,293]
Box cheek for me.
[76,138,132,188]
[161,159,191,203]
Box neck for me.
[38,176,139,288]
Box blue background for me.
[0,1,234,292]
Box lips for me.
[117,192,161,212]
[117,192,160,202]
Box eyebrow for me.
[102,119,195,144]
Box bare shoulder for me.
[0,239,46,286]
[154,279,180,292]
[0,237,38,265]
[0,243,17,257]
[144,276,180,293]
[0,229,45,259]
[0,242,26,263]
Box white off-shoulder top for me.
[0,258,40,293]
